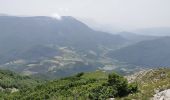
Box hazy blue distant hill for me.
[0,15,127,78]
[135,27,170,36]
[119,32,159,44]
[0,15,126,55]
[0,15,127,61]
[108,36,170,67]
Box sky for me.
[0,0,170,32]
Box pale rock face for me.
[110,98,115,100]
[11,88,19,93]
[152,89,170,100]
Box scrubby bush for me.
[89,72,138,99]
[3,71,138,99]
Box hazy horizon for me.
[0,0,170,35]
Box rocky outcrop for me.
[152,89,170,100]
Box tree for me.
[128,82,138,93]
[108,72,129,97]
[76,72,84,77]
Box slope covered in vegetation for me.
[122,68,170,100]
[1,68,170,100]
[0,69,43,98]
[6,71,137,100]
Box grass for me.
[81,70,108,79]
[119,68,170,100]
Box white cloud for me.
[51,13,62,20]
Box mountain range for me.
[1,15,170,78]
[0,15,126,55]
[1,15,170,99]
[0,15,128,78]
[108,36,170,67]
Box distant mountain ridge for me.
[119,32,159,44]
[0,15,126,62]
[135,27,170,36]
[0,15,128,78]
[108,36,170,67]
[1,15,168,78]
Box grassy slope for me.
[120,68,170,100]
